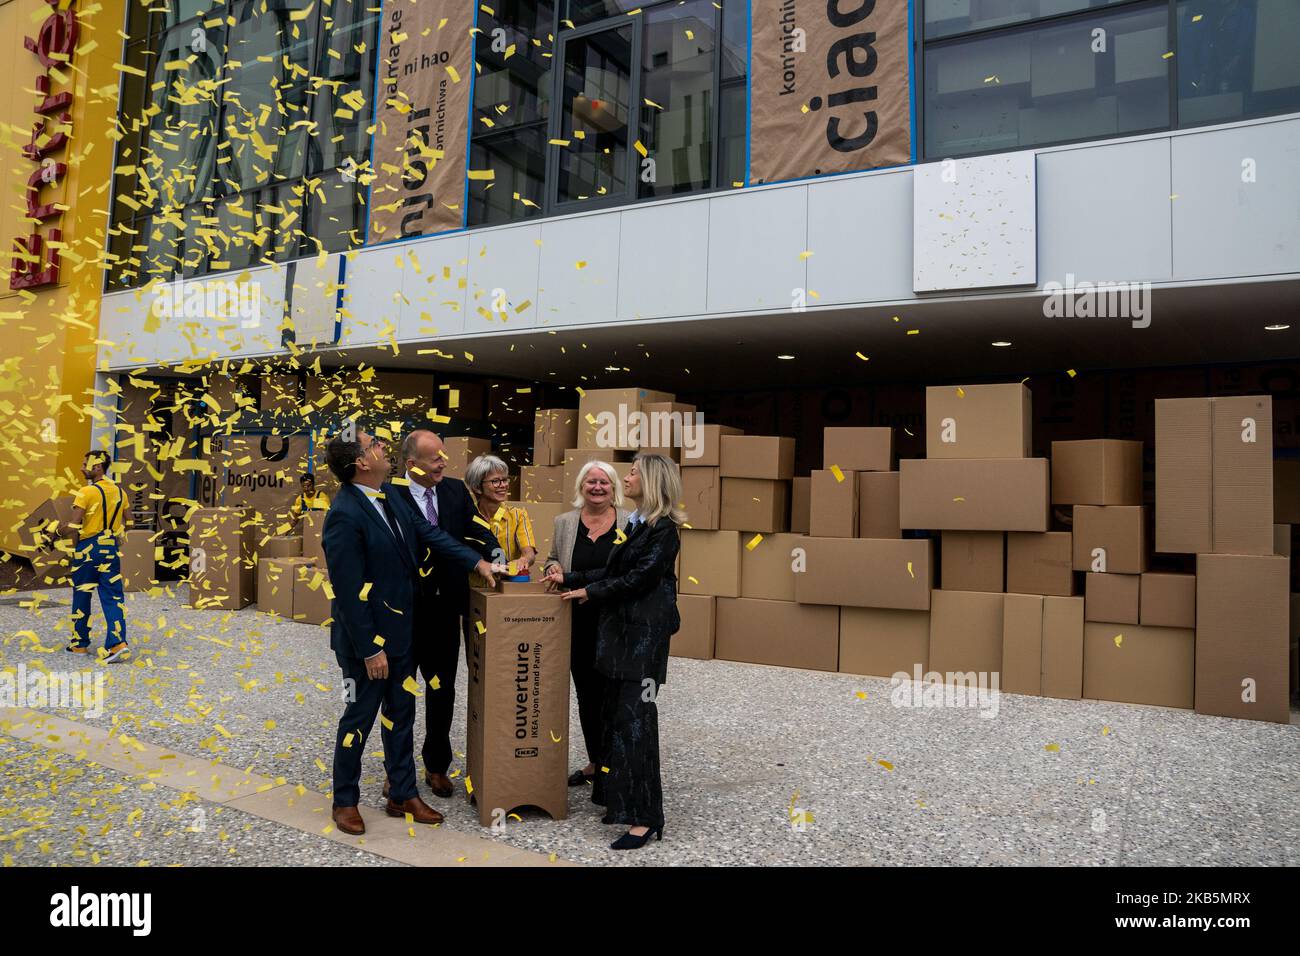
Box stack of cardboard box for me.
[295,512,332,624]
[186,507,257,610]
[1152,396,1287,723]
[14,497,76,584]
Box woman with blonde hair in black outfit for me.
[544,453,683,850]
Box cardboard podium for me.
[466,581,572,826]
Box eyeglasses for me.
[484,476,511,487]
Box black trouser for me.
[332,650,417,808]
[413,593,468,776]
[592,676,664,830]
[570,618,605,768]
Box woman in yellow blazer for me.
[464,454,536,585]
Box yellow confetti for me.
[633,140,648,158]
[854,691,868,700]
[359,582,372,600]
[877,759,894,771]
[830,465,845,482]
[745,533,764,551]
[342,733,355,748]
[402,676,421,696]
[1113,633,1123,647]
[1101,726,1112,736]
[906,561,914,579]
[1045,743,1061,753]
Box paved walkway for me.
[1,588,1297,866]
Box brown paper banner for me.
[750,0,913,184]
[367,1,475,241]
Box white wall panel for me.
[807,170,916,305]
[617,199,709,320]
[537,212,621,327]
[707,187,808,314]
[465,223,542,333]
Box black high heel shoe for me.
[610,827,663,851]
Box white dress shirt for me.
[358,484,402,540]
[406,475,440,524]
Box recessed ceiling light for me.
[1264,324,1290,331]
[992,340,1012,347]
[777,354,795,360]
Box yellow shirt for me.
[468,503,536,584]
[290,490,331,519]
[72,480,125,538]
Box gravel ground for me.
[0,732,400,867]
[2,586,1297,866]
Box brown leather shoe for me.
[332,805,365,836]
[425,771,454,799]
[386,795,444,825]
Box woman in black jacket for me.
[544,453,683,851]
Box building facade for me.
[77,0,1300,513]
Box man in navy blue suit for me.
[322,430,502,836]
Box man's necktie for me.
[379,496,404,544]
[423,488,438,526]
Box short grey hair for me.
[465,454,509,494]
[571,460,625,509]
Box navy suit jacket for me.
[396,476,491,613]
[323,481,483,661]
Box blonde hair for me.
[571,460,626,509]
[633,453,685,526]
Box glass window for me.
[474,0,556,131]
[637,0,716,198]
[556,26,634,204]
[307,0,381,173]
[924,2,1169,156]
[303,172,366,253]
[1177,0,1300,125]
[925,0,1137,40]
[566,0,643,27]
[468,127,548,225]
[219,0,319,191]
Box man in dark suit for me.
[395,428,491,798]
[322,430,502,836]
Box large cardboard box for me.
[1085,572,1140,624]
[926,383,1031,460]
[1211,395,1273,556]
[505,501,565,566]
[838,607,930,678]
[857,471,901,539]
[685,424,742,467]
[520,465,565,503]
[740,532,804,601]
[719,435,796,480]
[1071,506,1146,573]
[577,387,674,450]
[714,597,839,671]
[671,594,715,659]
[119,529,157,592]
[720,478,789,533]
[187,507,255,609]
[467,583,572,825]
[1007,531,1074,596]
[1050,440,1143,506]
[809,469,858,538]
[1275,460,1300,524]
[899,459,1050,532]
[16,496,76,555]
[1002,594,1085,698]
[442,436,493,480]
[928,589,1004,678]
[561,450,631,505]
[1001,594,1044,695]
[940,531,1004,592]
[533,409,578,466]
[796,537,933,610]
[1040,596,1085,699]
[1139,572,1196,628]
[1273,524,1291,557]
[680,467,721,531]
[302,511,326,564]
[1292,593,1299,695]
[292,566,332,624]
[1156,396,1273,554]
[823,427,893,473]
[1155,397,1212,553]
[256,535,302,561]
[1195,553,1290,723]
[1083,622,1195,709]
[790,476,811,535]
[638,402,698,462]
[258,556,317,618]
[680,529,743,597]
